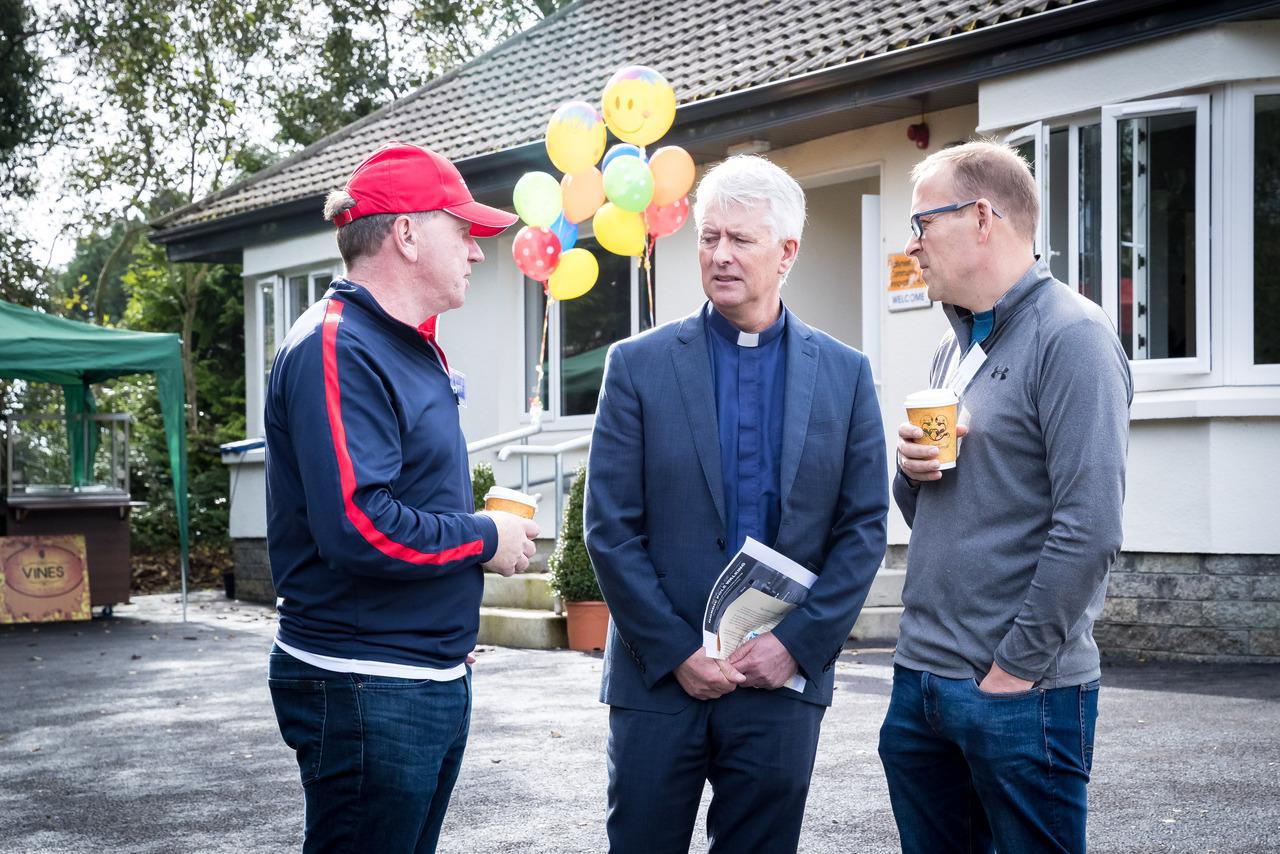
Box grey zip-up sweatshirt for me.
[893,259,1133,688]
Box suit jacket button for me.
[716,538,726,550]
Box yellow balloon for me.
[546,101,606,174]
[601,66,676,147]
[593,203,646,257]
[548,248,599,301]
[648,146,695,207]
[561,168,605,224]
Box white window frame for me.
[1225,79,1280,386]
[1101,94,1214,384]
[248,266,340,436]
[521,252,644,428]
[1005,122,1050,257]
[277,265,338,343]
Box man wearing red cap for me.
[264,141,538,853]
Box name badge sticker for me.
[947,344,988,397]
[449,369,468,408]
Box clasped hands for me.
[674,632,798,700]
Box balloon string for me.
[643,235,655,330]
[532,294,552,418]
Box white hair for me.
[693,154,806,243]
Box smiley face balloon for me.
[601,66,676,147]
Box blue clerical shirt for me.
[705,303,787,555]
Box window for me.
[522,237,654,422]
[250,266,338,434]
[1253,94,1280,366]
[257,277,276,392]
[1226,82,1280,385]
[1102,95,1210,373]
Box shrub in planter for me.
[547,462,600,602]
[471,461,495,512]
[548,462,608,651]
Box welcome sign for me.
[0,535,92,624]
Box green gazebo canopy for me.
[0,299,190,613]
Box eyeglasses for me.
[910,200,1004,239]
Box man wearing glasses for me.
[879,140,1133,853]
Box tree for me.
[56,1,290,428]
[271,0,573,148]
[0,0,61,306]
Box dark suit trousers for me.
[606,687,825,854]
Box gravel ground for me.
[1,592,1277,853]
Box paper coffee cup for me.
[483,486,539,519]
[904,388,960,470]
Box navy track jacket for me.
[265,280,498,669]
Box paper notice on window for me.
[702,537,818,693]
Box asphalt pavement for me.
[1,592,1277,853]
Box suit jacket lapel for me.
[780,311,818,507]
[671,310,727,528]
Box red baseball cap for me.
[332,141,518,237]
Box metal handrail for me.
[465,423,541,454]
[498,434,591,533]
[467,422,543,494]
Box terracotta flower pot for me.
[565,600,610,652]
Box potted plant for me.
[547,461,609,651]
[471,461,496,512]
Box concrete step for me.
[483,572,557,611]
[849,606,903,641]
[478,606,568,649]
[864,568,905,608]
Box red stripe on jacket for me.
[321,299,485,565]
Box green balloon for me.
[603,157,654,214]
[513,172,562,227]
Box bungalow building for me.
[152,0,1280,661]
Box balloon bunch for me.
[512,65,694,416]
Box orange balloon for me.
[561,168,606,225]
[648,146,695,208]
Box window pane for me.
[1078,124,1103,305]
[524,278,549,413]
[1117,112,1198,360]
[261,279,276,384]
[1255,94,1280,364]
[311,274,330,305]
[560,240,631,416]
[286,275,307,328]
[1014,139,1035,175]
[1047,128,1069,282]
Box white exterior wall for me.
[227,63,1280,555]
[977,21,1280,132]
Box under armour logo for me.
[990,365,1010,380]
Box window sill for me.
[1131,386,1280,421]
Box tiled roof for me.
[154,0,1078,231]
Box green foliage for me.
[0,0,56,200]
[112,236,246,553]
[471,461,495,512]
[547,462,601,602]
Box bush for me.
[547,461,601,602]
[471,461,495,511]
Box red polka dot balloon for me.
[644,195,689,239]
[512,225,563,282]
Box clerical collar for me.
[705,302,786,348]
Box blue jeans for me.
[267,645,471,854]
[878,665,1099,854]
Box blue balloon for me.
[602,143,646,172]
[550,213,578,252]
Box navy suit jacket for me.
[584,304,889,713]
